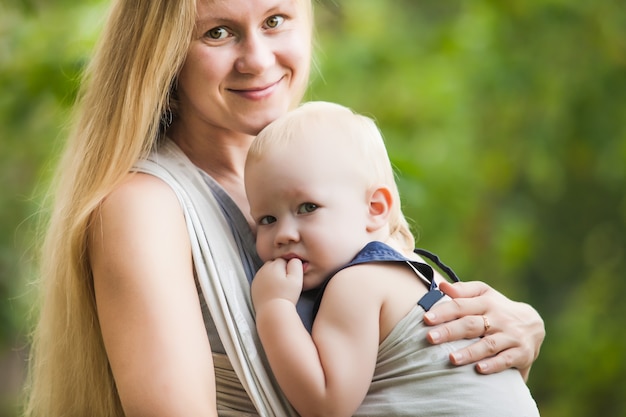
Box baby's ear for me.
[366,186,393,232]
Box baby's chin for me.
[301,272,327,292]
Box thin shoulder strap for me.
[411,248,461,311]
[414,248,461,283]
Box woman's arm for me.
[90,173,218,416]
[423,280,545,381]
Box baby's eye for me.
[258,215,277,225]
[265,15,284,29]
[205,26,230,40]
[297,203,318,214]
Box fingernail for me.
[429,331,440,343]
[451,352,463,363]
[424,312,435,321]
[477,362,489,372]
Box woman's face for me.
[176,0,312,137]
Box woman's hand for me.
[424,280,545,381]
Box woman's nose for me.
[235,32,275,75]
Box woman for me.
[24,0,544,416]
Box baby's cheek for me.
[255,234,273,262]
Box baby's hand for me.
[251,258,304,309]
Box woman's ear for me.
[366,186,393,232]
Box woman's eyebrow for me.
[195,3,288,28]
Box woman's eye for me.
[205,27,229,40]
[259,215,277,225]
[265,15,284,29]
[297,203,318,214]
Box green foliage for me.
[0,1,104,415]
[310,1,626,416]
[1,0,624,416]
[0,0,104,337]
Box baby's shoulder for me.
[327,261,417,298]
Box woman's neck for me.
[170,121,251,171]
[167,122,255,226]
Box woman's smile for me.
[227,76,285,100]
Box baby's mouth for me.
[281,254,309,273]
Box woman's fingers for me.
[424,280,545,380]
[427,317,529,378]
[452,337,532,381]
[446,332,511,367]
[437,280,491,300]
[424,282,495,326]
[425,313,490,344]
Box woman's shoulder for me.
[103,172,181,214]
[92,172,186,248]
[89,172,192,290]
[113,171,178,196]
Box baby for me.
[245,101,540,417]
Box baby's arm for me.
[252,260,380,417]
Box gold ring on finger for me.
[482,315,491,333]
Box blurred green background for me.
[1,0,625,416]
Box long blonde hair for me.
[24,1,196,415]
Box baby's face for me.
[245,138,373,290]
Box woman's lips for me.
[228,77,283,100]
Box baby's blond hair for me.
[248,101,415,251]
